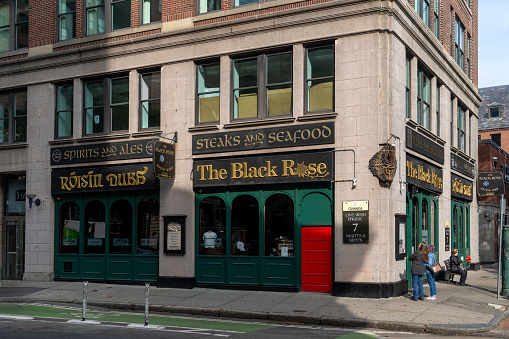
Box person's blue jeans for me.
[426,270,437,296]
[412,274,424,300]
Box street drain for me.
[293,310,307,313]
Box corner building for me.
[0,0,479,298]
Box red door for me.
[301,226,332,293]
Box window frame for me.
[436,83,440,136]
[455,16,464,70]
[417,66,431,130]
[231,50,293,121]
[233,0,272,8]
[83,74,130,136]
[433,0,439,38]
[457,104,466,152]
[405,56,411,119]
[55,82,74,139]
[57,0,76,41]
[491,133,501,147]
[0,88,27,144]
[0,0,28,52]
[196,61,220,125]
[197,0,221,15]
[305,44,335,114]
[415,0,431,28]
[489,105,502,118]
[85,0,131,36]
[139,69,161,130]
[141,0,161,25]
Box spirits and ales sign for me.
[478,172,505,197]
[451,174,473,201]
[451,153,475,178]
[51,139,154,165]
[406,127,444,164]
[154,140,175,179]
[192,122,334,155]
[406,155,443,193]
[343,201,369,244]
[51,163,157,194]
[193,151,333,187]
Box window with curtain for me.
[58,0,76,41]
[140,70,161,129]
[197,62,220,124]
[306,45,334,113]
[56,83,73,138]
[142,0,161,24]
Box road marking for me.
[0,315,34,320]
[67,319,101,324]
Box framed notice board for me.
[163,215,186,255]
[343,201,369,244]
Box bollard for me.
[502,226,509,296]
[82,281,88,321]
[144,283,150,326]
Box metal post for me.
[144,283,150,326]
[82,281,88,321]
[498,196,505,299]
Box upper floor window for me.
[417,66,431,130]
[433,0,439,38]
[86,0,131,36]
[198,0,220,14]
[58,0,76,41]
[306,45,334,113]
[415,0,430,27]
[140,70,160,129]
[234,0,271,6]
[491,133,501,147]
[0,89,27,143]
[0,0,28,52]
[489,105,502,118]
[84,75,129,135]
[196,62,220,124]
[457,105,465,152]
[455,16,464,69]
[141,0,161,24]
[56,83,73,138]
[405,56,411,118]
[466,34,471,78]
[436,83,440,136]
[232,51,292,120]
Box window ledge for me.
[132,130,163,138]
[188,125,220,133]
[0,142,28,150]
[76,132,131,143]
[224,117,295,129]
[406,118,418,128]
[297,112,337,122]
[48,138,75,145]
[0,48,28,60]
[452,148,474,163]
[416,126,442,144]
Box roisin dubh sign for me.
[192,122,334,155]
[193,151,333,187]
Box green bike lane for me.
[0,302,377,338]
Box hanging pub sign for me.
[51,139,154,165]
[451,153,475,178]
[343,201,369,244]
[154,140,175,179]
[478,172,505,197]
[51,163,157,194]
[192,122,334,155]
[406,127,444,164]
[451,174,473,201]
[193,151,333,187]
[406,155,443,193]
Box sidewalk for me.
[1,264,509,335]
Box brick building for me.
[0,0,479,298]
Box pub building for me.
[0,1,480,298]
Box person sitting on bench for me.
[449,249,467,286]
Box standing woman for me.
[409,242,428,301]
[425,244,437,300]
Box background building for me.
[0,0,479,298]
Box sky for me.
[478,1,509,88]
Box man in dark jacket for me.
[450,249,467,286]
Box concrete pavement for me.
[1,264,509,336]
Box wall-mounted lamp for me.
[26,194,40,208]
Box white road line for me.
[0,315,34,320]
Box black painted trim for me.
[332,280,408,298]
[157,277,196,289]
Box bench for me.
[443,259,458,283]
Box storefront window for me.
[459,207,464,249]
[264,194,294,256]
[199,196,226,255]
[421,199,428,244]
[137,198,159,254]
[60,201,80,254]
[109,199,132,254]
[452,206,458,250]
[412,197,419,253]
[84,200,105,254]
[231,195,259,256]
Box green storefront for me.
[451,173,473,267]
[51,140,160,282]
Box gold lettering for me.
[282,160,294,176]
[231,163,244,179]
